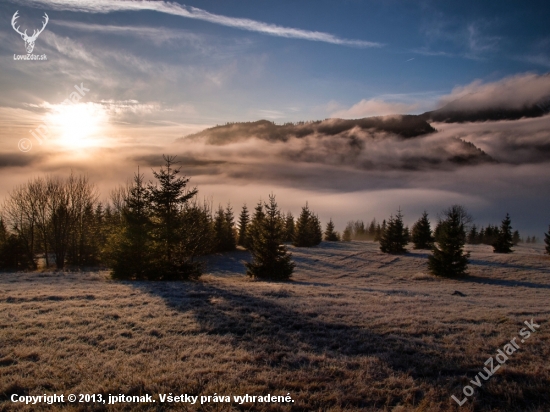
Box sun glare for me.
[47,103,107,149]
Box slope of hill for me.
[185,115,436,145]
[181,116,495,169]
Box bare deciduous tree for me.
[2,173,98,269]
[3,183,38,269]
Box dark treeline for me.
[341,219,389,242]
[343,211,538,251]
[1,158,548,280]
[0,156,325,280]
[466,223,523,246]
[340,207,548,278]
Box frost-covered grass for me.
[1,242,549,411]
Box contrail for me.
[24,0,382,48]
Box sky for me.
[1,0,550,235]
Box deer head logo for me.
[11,11,49,54]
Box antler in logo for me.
[12,11,49,54]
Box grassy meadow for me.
[1,241,549,411]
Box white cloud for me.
[437,73,550,110]
[433,115,550,164]
[331,99,422,118]
[411,48,455,57]
[26,0,382,47]
[50,20,203,45]
[466,23,500,56]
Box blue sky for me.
[2,0,549,122]
[1,0,550,235]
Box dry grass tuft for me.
[411,272,435,281]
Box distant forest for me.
[1,155,549,279]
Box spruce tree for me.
[311,214,323,245]
[212,203,236,253]
[353,221,366,240]
[246,195,295,280]
[467,224,479,245]
[478,227,486,244]
[213,206,230,252]
[379,220,387,241]
[324,218,340,241]
[237,204,250,247]
[224,204,237,251]
[66,196,101,268]
[367,219,377,240]
[179,201,215,265]
[493,213,513,254]
[147,155,198,279]
[374,222,382,241]
[379,209,407,254]
[379,215,394,252]
[512,230,521,246]
[434,221,444,243]
[483,225,498,245]
[283,212,295,243]
[544,226,550,255]
[411,211,434,249]
[110,170,153,280]
[247,201,265,248]
[342,224,352,242]
[293,206,310,247]
[428,206,470,278]
[293,203,322,247]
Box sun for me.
[48,103,107,149]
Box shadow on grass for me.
[202,249,251,276]
[396,252,550,289]
[292,280,432,297]
[126,237,550,411]
[462,275,550,289]
[133,281,448,373]
[130,279,550,410]
[468,258,550,274]
[403,251,431,259]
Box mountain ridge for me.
[184,115,437,144]
[181,114,496,169]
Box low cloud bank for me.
[2,72,550,233]
[436,73,550,112]
[331,99,422,118]
[435,115,550,164]
[0,117,549,235]
[180,117,492,172]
